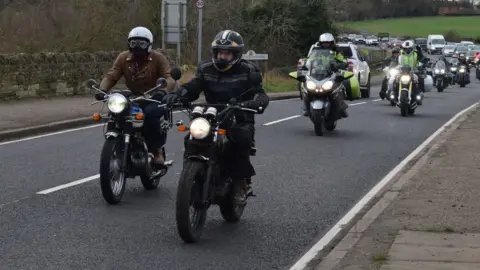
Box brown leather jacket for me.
[99,50,175,96]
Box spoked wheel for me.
[99,138,127,205]
[219,180,246,223]
[175,161,208,243]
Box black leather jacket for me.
[178,59,270,124]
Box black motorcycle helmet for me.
[211,30,245,72]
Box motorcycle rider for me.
[388,40,422,95]
[379,47,401,98]
[95,26,174,166]
[382,47,401,67]
[303,33,349,117]
[456,54,470,82]
[162,30,270,205]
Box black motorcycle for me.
[175,73,262,243]
[476,62,480,80]
[433,66,448,92]
[85,68,183,204]
[456,64,469,87]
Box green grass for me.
[263,73,297,92]
[340,16,480,38]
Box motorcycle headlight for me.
[389,69,398,77]
[107,93,128,113]
[400,75,411,84]
[459,68,465,73]
[306,80,317,91]
[189,117,211,139]
[321,80,333,91]
[451,67,457,71]
[434,68,439,74]
[441,69,445,74]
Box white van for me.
[427,34,446,55]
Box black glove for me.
[241,100,262,110]
[151,90,167,101]
[162,93,180,105]
[95,93,106,101]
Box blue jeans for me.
[143,103,167,151]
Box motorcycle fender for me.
[186,155,209,162]
[311,100,328,110]
[400,89,410,102]
[105,131,119,139]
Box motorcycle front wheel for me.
[312,109,325,136]
[175,160,208,243]
[99,137,127,205]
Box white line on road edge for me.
[263,115,301,126]
[263,102,367,126]
[1,99,301,146]
[372,98,382,102]
[289,101,479,270]
[37,174,99,194]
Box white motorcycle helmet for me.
[127,26,154,53]
[401,40,415,55]
[318,33,336,50]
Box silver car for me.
[442,45,455,57]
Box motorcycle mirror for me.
[170,67,182,81]
[297,75,306,83]
[85,79,97,89]
[334,75,344,83]
[229,98,237,104]
[156,78,167,88]
[249,72,262,85]
[301,65,308,71]
[175,120,184,126]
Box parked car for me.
[453,46,468,58]
[352,35,365,45]
[365,36,379,46]
[336,43,372,98]
[442,45,456,57]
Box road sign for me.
[380,42,388,50]
[196,0,204,8]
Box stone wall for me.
[0,49,177,100]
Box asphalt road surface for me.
[2,63,478,270]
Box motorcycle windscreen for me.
[306,50,336,81]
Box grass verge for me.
[339,16,480,39]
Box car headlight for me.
[400,75,411,84]
[306,80,317,90]
[459,68,465,73]
[434,68,439,74]
[189,117,211,139]
[321,80,333,90]
[441,69,445,74]
[107,93,128,113]
[389,69,398,77]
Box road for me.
[2,60,479,270]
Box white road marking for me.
[37,174,100,194]
[263,102,368,126]
[263,115,301,126]
[0,99,301,146]
[0,111,184,146]
[288,101,479,270]
[350,102,366,106]
[372,98,382,101]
